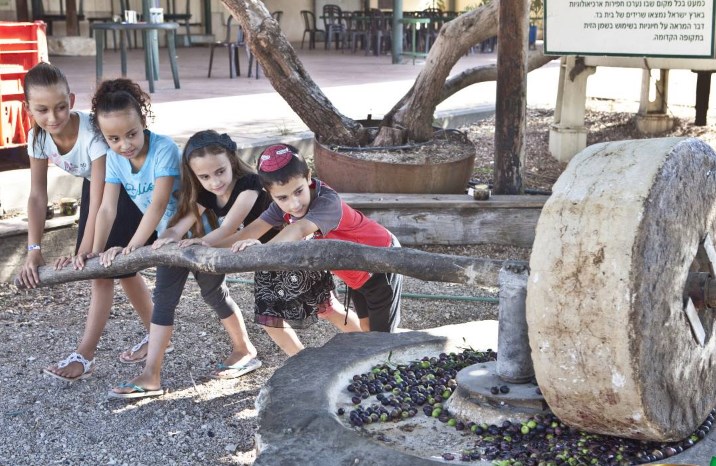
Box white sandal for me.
[119,334,175,364]
[43,352,95,382]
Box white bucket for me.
[149,8,164,23]
[123,10,137,23]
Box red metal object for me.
[0,21,48,150]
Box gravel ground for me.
[1,100,714,465]
[0,242,524,466]
[464,98,716,192]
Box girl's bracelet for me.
[27,244,41,251]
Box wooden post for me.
[65,0,80,36]
[15,0,30,21]
[493,0,529,194]
[695,71,712,127]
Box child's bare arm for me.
[20,157,49,287]
[93,183,120,264]
[25,157,49,251]
[270,219,319,243]
[230,219,318,252]
[201,190,259,247]
[154,208,202,248]
[219,218,273,249]
[92,183,122,267]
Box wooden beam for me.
[343,194,547,247]
[2,193,545,283]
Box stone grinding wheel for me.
[526,137,716,441]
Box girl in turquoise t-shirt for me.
[44,78,181,382]
[90,78,180,263]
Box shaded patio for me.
[49,44,512,145]
[55,43,495,106]
[47,44,715,146]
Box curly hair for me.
[90,78,153,136]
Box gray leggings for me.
[151,266,239,326]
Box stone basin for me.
[254,321,716,465]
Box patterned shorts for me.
[254,270,335,328]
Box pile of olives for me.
[339,349,712,464]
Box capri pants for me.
[151,266,239,326]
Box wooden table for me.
[91,21,180,93]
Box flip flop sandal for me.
[210,358,262,380]
[119,334,175,364]
[107,382,165,399]
[43,352,95,382]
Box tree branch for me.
[14,241,508,289]
[377,1,500,145]
[439,45,556,104]
[220,0,366,145]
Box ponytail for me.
[23,62,70,157]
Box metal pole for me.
[30,0,41,20]
[391,0,403,64]
[203,0,212,35]
[142,0,159,80]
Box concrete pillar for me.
[548,56,596,163]
[496,260,534,383]
[635,69,675,134]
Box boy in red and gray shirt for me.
[230,143,402,333]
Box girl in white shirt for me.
[20,63,159,382]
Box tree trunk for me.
[221,0,506,148]
[14,241,507,289]
[440,45,553,103]
[220,0,368,146]
[376,2,500,145]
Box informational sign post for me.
[544,0,716,57]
